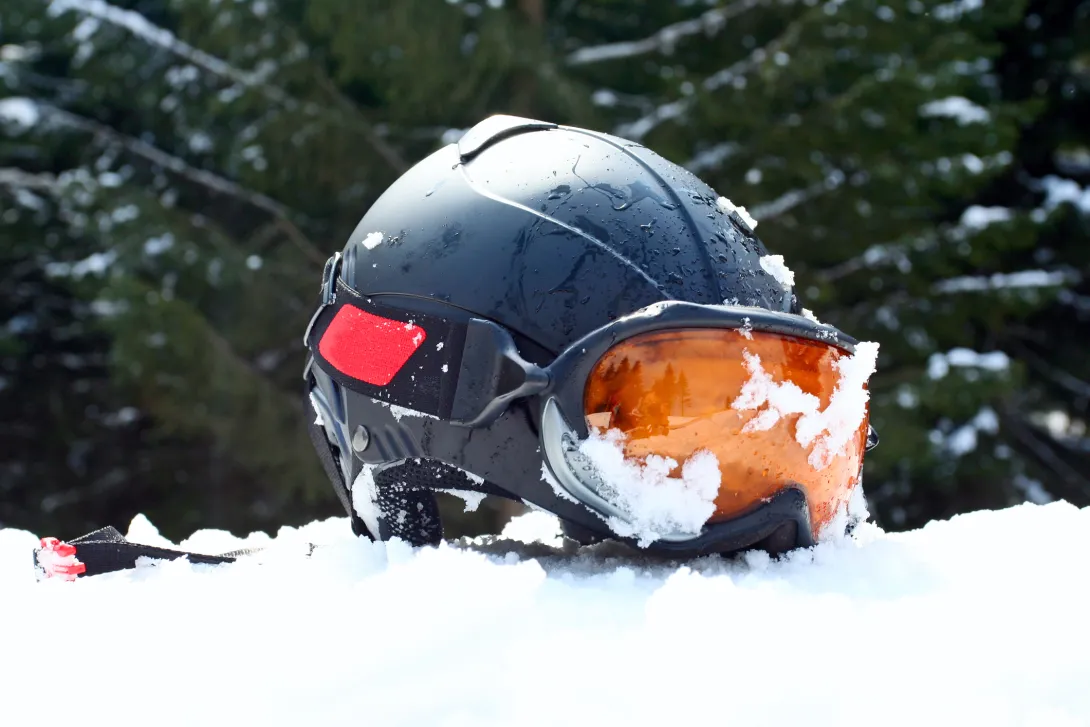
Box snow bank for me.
[3,502,1090,727]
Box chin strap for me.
[32,526,261,582]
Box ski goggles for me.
[305,253,878,549]
[533,302,878,546]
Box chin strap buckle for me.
[34,538,87,582]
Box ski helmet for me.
[303,115,878,556]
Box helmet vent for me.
[457,115,557,161]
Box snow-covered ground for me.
[2,501,1089,727]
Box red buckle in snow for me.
[36,537,87,581]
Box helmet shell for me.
[339,117,792,356]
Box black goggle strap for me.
[306,278,547,428]
[32,526,260,581]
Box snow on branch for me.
[918,96,991,125]
[932,270,1082,294]
[47,0,280,97]
[1038,176,1090,215]
[685,142,739,173]
[616,100,687,141]
[748,184,823,221]
[0,97,41,129]
[0,167,58,192]
[46,0,406,173]
[817,240,914,283]
[567,0,759,66]
[617,30,793,141]
[42,104,290,216]
[32,103,327,265]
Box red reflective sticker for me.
[318,305,426,386]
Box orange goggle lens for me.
[583,328,871,537]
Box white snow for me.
[748,185,819,221]
[361,231,384,250]
[733,341,880,470]
[46,0,273,97]
[1039,175,1090,214]
[739,316,753,339]
[617,99,687,140]
[4,501,1090,726]
[758,254,794,289]
[933,269,1079,294]
[0,97,40,129]
[383,402,439,422]
[919,96,991,125]
[350,465,381,538]
[685,142,738,172]
[566,3,749,66]
[936,407,1000,456]
[495,509,565,546]
[143,233,174,256]
[717,195,759,229]
[541,462,579,503]
[578,428,721,546]
[439,489,487,513]
[928,348,1011,380]
[590,88,619,107]
[933,0,984,21]
[43,250,117,278]
[959,205,1012,230]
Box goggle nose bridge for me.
[449,318,550,428]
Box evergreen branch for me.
[199,315,305,418]
[36,104,328,267]
[566,0,760,66]
[931,269,1082,294]
[684,142,739,173]
[1008,340,1090,399]
[309,71,408,173]
[617,23,800,140]
[45,0,407,175]
[47,0,277,95]
[816,240,914,283]
[1002,405,1090,497]
[0,167,58,192]
[749,181,827,222]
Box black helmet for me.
[303,115,877,557]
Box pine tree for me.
[4,0,1086,539]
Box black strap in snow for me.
[33,526,261,581]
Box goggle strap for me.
[450,318,549,427]
[303,381,357,523]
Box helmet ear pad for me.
[360,464,444,546]
[354,459,508,547]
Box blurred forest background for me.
[1,0,1088,542]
